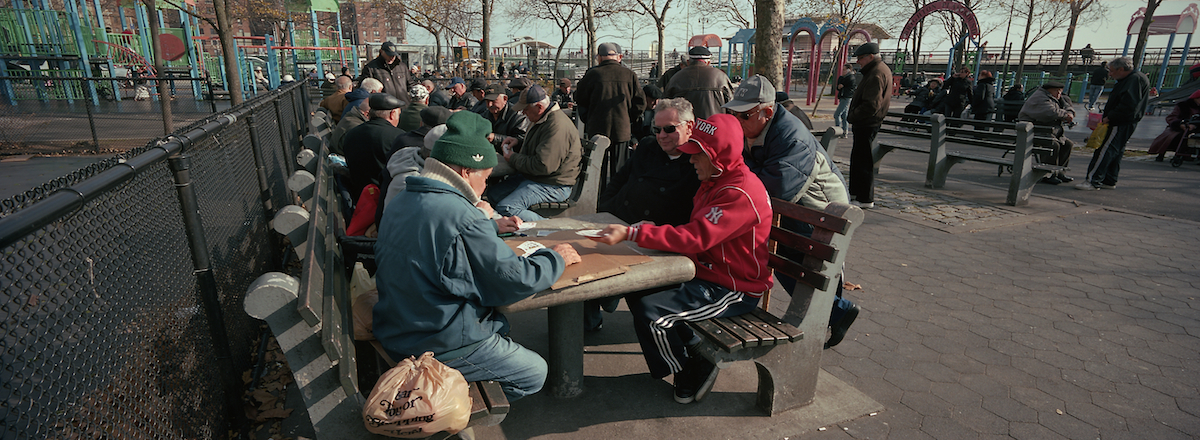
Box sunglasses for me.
[652,122,684,134]
[728,106,762,120]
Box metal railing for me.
[0,81,309,439]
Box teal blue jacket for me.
[373,176,566,360]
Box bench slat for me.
[714,317,760,348]
[692,317,743,351]
[478,380,510,415]
[749,308,803,343]
[771,200,850,234]
[731,314,786,346]
[877,140,931,154]
[769,226,837,263]
[468,382,489,422]
[768,253,830,292]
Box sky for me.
[424,0,1197,56]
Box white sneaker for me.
[1074,182,1098,190]
[851,200,875,209]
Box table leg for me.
[546,302,583,398]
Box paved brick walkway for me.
[820,188,1200,439]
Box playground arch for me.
[898,0,982,77]
[784,18,875,105]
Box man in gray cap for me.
[665,46,734,119]
[492,85,583,221]
[575,42,646,189]
[468,78,490,115]
[845,41,892,209]
[1018,81,1076,184]
[356,41,412,103]
[343,93,407,203]
[508,77,533,101]
[446,77,475,110]
[483,84,529,151]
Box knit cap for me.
[430,112,497,169]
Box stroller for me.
[1172,114,1200,167]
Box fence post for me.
[273,99,296,177]
[166,154,244,435]
[83,80,100,149]
[245,114,283,272]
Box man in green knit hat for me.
[374,110,582,402]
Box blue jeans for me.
[440,333,547,401]
[486,175,572,221]
[1084,122,1137,187]
[1087,85,1103,109]
[833,98,852,132]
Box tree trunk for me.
[1015,0,1034,80]
[144,0,172,134]
[481,0,491,74]
[1132,0,1162,67]
[212,0,242,105]
[434,31,444,71]
[1057,7,1080,75]
[656,20,665,74]
[753,0,784,87]
[585,0,596,65]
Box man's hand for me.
[1063,113,1074,123]
[501,137,518,160]
[495,216,522,233]
[587,224,629,245]
[475,200,495,218]
[552,243,582,265]
[1102,116,1109,125]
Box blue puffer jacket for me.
[373,174,566,360]
[744,104,846,203]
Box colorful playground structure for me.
[0,0,355,105]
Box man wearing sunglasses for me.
[589,98,704,332]
[721,74,859,349]
[845,42,893,209]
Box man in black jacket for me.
[343,94,407,203]
[833,63,856,133]
[664,46,734,119]
[575,42,646,189]
[1087,61,1108,111]
[1076,57,1150,191]
[356,42,411,103]
[971,70,996,121]
[482,84,529,153]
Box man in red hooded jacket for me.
[590,113,773,404]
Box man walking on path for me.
[665,46,734,119]
[1087,61,1109,111]
[833,63,856,133]
[575,42,646,189]
[845,42,892,209]
[1076,57,1150,191]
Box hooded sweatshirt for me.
[626,114,774,296]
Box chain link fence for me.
[1,81,307,439]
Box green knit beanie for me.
[431,111,498,169]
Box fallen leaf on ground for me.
[843,281,862,291]
[256,408,293,421]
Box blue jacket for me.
[744,104,846,203]
[373,176,567,360]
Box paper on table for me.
[518,222,536,232]
[516,241,545,256]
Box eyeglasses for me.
[728,106,762,120]
[652,122,684,134]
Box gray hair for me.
[362,78,384,93]
[1109,56,1133,72]
[655,97,695,122]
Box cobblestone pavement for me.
[817,192,1200,439]
[871,182,1026,226]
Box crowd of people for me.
[326,40,864,415]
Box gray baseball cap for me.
[722,75,776,113]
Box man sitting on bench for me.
[587,114,773,405]
[1017,81,1076,184]
[491,85,583,221]
[373,111,583,401]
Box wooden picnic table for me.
[497,212,696,398]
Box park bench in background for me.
[245,111,507,440]
[688,198,864,415]
[529,134,609,218]
[870,112,1065,206]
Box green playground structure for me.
[0,0,355,105]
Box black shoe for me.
[1057,174,1074,183]
[1156,154,1165,162]
[673,357,719,404]
[1040,175,1062,185]
[825,304,861,349]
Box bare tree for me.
[1132,0,1164,67]
[1055,0,1107,75]
[630,0,676,73]
[691,0,754,29]
[1013,0,1068,80]
[754,0,784,87]
[400,0,477,71]
[505,0,587,72]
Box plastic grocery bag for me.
[352,289,378,341]
[363,352,471,437]
[1086,112,1102,130]
[1086,122,1109,150]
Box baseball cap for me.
[597,42,622,56]
[409,83,429,102]
[445,77,465,89]
[721,75,776,113]
[689,46,712,59]
[1042,81,1065,89]
[381,41,397,56]
[469,78,487,92]
[325,72,336,80]
[513,84,548,111]
[852,42,879,57]
[368,93,404,111]
[420,106,452,127]
[483,84,507,100]
[676,114,744,175]
[508,77,532,90]
[558,78,572,87]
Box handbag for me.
[1086,112,1102,130]
[363,352,472,437]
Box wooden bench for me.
[529,134,609,218]
[245,112,507,440]
[870,111,1066,206]
[688,198,864,415]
